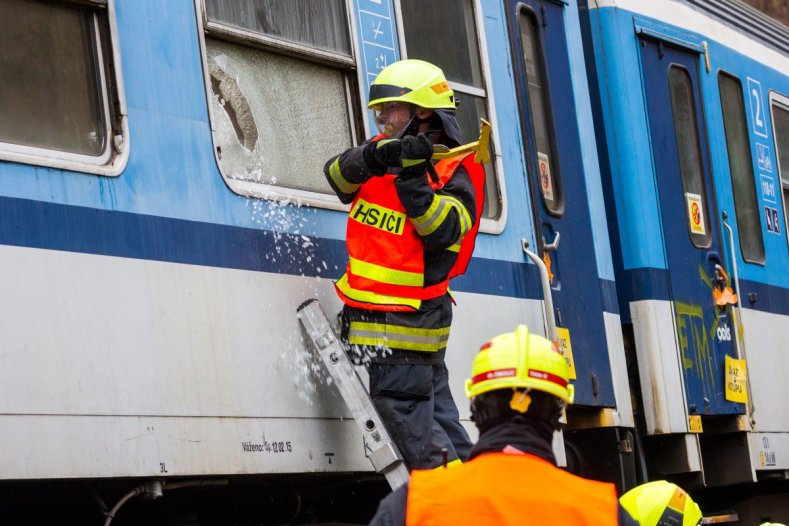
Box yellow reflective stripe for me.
[401,158,425,168]
[348,321,450,353]
[412,196,449,236]
[336,274,421,309]
[442,195,473,237]
[411,195,472,237]
[446,242,461,253]
[349,256,424,287]
[328,158,360,194]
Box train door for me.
[507,1,614,407]
[639,37,743,416]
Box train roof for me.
[681,0,789,56]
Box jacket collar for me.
[469,419,557,465]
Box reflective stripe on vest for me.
[335,274,422,311]
[406,453,619,526]
[349,256,423,287]
[348,321,450,353]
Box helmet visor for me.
[368,84,413,108]
[371,101,416,137]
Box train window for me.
[669,65,711,248]
[718,73,765,264]
[205,0,351,56]
[398,0,501,220]
[0,0,126,174]
[202,0,359,203]
[770,94,789,249]
[517,8,562,216]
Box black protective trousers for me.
[368,361,472,470]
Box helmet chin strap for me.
[396,106,437,139]
[396,112,421,139]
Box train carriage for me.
[580,0,789,518]
[0,0,631,522]
[4,0,786,522]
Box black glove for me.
[362,134,433,178]
[397,133,433,179]
[363,138,401,174]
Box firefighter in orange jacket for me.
[323,59,485,470]
[368,326,639,525]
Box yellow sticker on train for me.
[725,355,748,404]
[686,193,707,235]
[555,327,577,380]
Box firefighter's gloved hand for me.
[397,134,432,179]
[363,138,401,175]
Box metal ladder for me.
[296,299,410,489]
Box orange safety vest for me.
[335,152,484,312]
[406,452,618,526]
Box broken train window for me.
[202,0,360,197]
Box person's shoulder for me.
[368,484,409,526]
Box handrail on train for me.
[522,236,558,342]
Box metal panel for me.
[0,243,547,479]
[748,433,789,472]
[630,300,689,434]
[740,308,789,430]
[0,415,373,479]
[604,312,634,428]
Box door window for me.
[518,8,562,215]
[669,66,711,248]
[770,95,789,249]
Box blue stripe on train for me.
[618,268,789,318]
[12,194,788,318]
[0,194,629,313]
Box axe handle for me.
[431,119,491,162]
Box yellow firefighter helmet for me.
[368,59,455,110]
[620,481,703,526]
[465,325,574,404]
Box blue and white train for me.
[580,0,788,520]
[0,0,785,523]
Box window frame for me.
[393,0,507,234]
[717,71,765,264]
[768,90,789,251]
[198,0,363,211]
[0,0,129,176]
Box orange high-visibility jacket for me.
[335,152,484,312]
[406,452,619,525]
